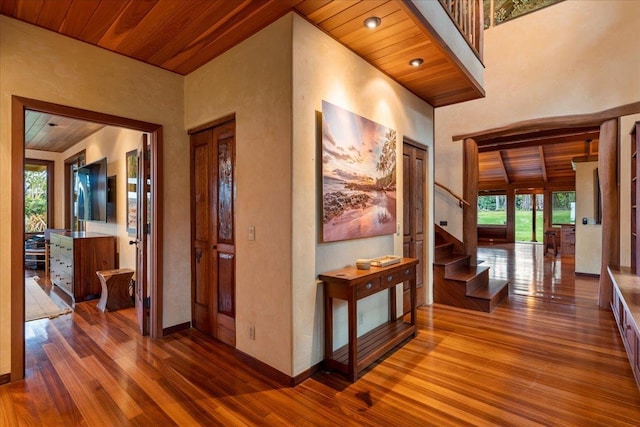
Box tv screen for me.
[75,157,107,222]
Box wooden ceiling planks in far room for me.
[1,0,484,107]
[24,111,105,153]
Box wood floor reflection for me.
[1,243,639,425]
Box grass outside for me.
[478,209,572,242]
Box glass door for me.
[515,192,544,242]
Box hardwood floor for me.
[2,243,639,425]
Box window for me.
[24,160,54,233]
[551,191,575,225]
[478,194,507,225]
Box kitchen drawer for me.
[356,277,381,299]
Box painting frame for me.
[320,101,397,243]
[125,149,137,235]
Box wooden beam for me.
[453,101,640,142]
[538,146,548,183]
[478,179,575,191]
[598,118,619,309]
[498,150,510,184]
[463,138,478,265]
[476,129,600,152]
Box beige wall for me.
[435,0,640,240]
[184,16,294,375]
[291,15,434,376]
[574,161,602,275]
[0,16,188,375]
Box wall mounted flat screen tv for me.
[75,157,107,222]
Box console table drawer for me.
[356,278,381,299]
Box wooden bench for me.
[96,268,134,312]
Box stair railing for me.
[435,181,470,208]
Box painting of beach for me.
[321,101,396,242]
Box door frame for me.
[10,96,164,381]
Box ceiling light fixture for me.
[47,122,58,127]
[363,16,381,29]
[409,58,424,67]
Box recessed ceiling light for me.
[47,122,58,127]
[409,58,424,67]
[363,17,381,29]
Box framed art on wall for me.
[321,101,397,243]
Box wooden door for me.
[403,141,426,313]
[191,118,236,346]
[135,134,150,335]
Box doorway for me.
[10,96,164,381]
[515,192,544,243]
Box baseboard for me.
[163,321,191,336]
[292,362,322,386]
[0,373,10,385]
[575,272,600,278]
[235,349,294,386]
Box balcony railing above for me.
[438,0,484,60]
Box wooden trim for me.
[0,373,10,385]
[63,150,86,230]
[10,95,164,380]
[11,96,25,382]
[598,118,620,309]
[454,102,640,142]
[187,113,235,135]
[234,349,296,387]
[463,138,478,265]
[151,128,164,338]
[478,180,575,191]
[292,363,322,386]
[162,321,191,336]
[576,272,600,278]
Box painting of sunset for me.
[321,101,396,242]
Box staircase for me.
[433,225,509,312]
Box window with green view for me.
[551,191,575,225]
[478,194,507,225]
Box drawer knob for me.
[405,269,410,275]
[387,276,393,282]
[365,282,373,290]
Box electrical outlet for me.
[248,226,255,241]
[248,324,255,340]
[440,220,448,226]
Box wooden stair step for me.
[434,254,469,266]
[467,278,509,300]
[447,265,490,282]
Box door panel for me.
[136,134,150,335]
[191,118,236,346]
[403,142,427,313]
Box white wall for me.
[435,0,640,241]
[0,16,188,375]
[291,15,434,376]
[574,161,602,274]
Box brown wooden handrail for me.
[435,181,471,207]
[438,0,484,60]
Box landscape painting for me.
[321,101,396,242]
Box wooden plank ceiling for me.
[24,111,105,152]
[0,0,483,108]
[477,128,600,190]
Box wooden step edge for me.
[434,254,469,266]
[467,279,509,300]
[446,265,490,282]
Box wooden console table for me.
[319,257,418,382]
